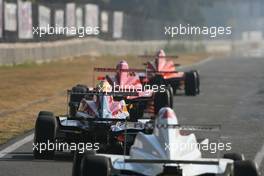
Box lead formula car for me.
[141,49,200,96]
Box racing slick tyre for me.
[184,71,197,96]
[193,70,200,94]
[72,84,88,94]
[167,85,174,108]
[80,155,111,176]
[223,153,245,161]
[72,150,96,176]
[154,88,170,114]
[70,85,88,116]
[150,75,166,86]
[233,160,259,176]
[129,103,144,122]
[38,111,53,116]
[172,87,177,96]
[33,112,56,159]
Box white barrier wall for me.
[0,38,236,65]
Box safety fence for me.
[0,0,170,42]
[0,0,118,42]
[1,0,264,43]
[1,38,248,65]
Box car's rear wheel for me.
[129,103,144,122]
[184,71,197,96]
[72,150,96,176]
[80,155,111,176]
[193,70,200,94]
[234,160,259,176]
[167,85,174,108]
[172,87,177,95]
[33,111,56,159]
[154,88,170,114]
[150,75,165,86]
[38,111,53,116]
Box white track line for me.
[254,142,264,168]
[0,133,34,158]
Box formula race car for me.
[141,49,200,96]
[75,107,259,176]
[94,60,173,119]
[33,81,150,160]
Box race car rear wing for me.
[156,124,221,132]
[67,89,139,97]
[138,55,179,59]
[56,116,129,134]
[94,67,179,74]
[145,63,180,67]
[124,159,219,165]
[59,116,127,122]
[132,123,221,132]
[94,67,146,73]
[67,90,139,116]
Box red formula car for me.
[94,60,173,121]
[141,50,200,96]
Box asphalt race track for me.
[0,54,264,176]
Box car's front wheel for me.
[184,71,198,96]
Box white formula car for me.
[73,107,259,176]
